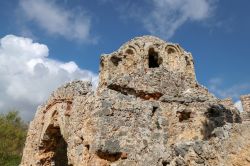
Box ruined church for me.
[21,36,250,166]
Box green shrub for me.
[0,111,27,166]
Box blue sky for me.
[0,0,249,120]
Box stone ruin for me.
[21,36,250,166]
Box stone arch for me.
[38,123,68,166]
[122,46,138,67]
[166,45,181,54]
[121,44,142,69]
[165,45,185,72]
[124,45,139,55]
[125,48,134,55]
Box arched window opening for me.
[148,48,161,68]
[39,124,68,166]
[167,48,176,54]
[110,55,122,66]
[125,48,134,55]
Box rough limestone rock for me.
[21,36,250,166]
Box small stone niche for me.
[167,47,176,54]
[178,110,192,122]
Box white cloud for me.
[208,77,250,99]
[103,0,216,39]
[207,78,250,112]
[234,100,243,112]
[0,35,98,121]
[143,0,216,38]
[19,0,94,42]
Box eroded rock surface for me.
[21,36,250,166]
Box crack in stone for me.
[107,84,163,100]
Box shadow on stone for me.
[39,124,69,166]
[96,150,122,162]
[202,104,242,140]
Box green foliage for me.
[0,111,27,166]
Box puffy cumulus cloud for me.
[0,35,98,121]
[19,0,94,42]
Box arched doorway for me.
[39,124,68,166]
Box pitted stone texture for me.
[21,36,250,166]
[99,36,196,90]
[239,95,250,121]
[241,95,250,112]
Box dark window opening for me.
[148,48,161,68]
[39,125,68,166]
[111,55,122,66]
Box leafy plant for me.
[0,111,27,166]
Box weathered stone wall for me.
[220,98,234,107]
[240,95,250,121]
[241,95,250,112]
[99,36,196,90]
[21,36,250,166]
